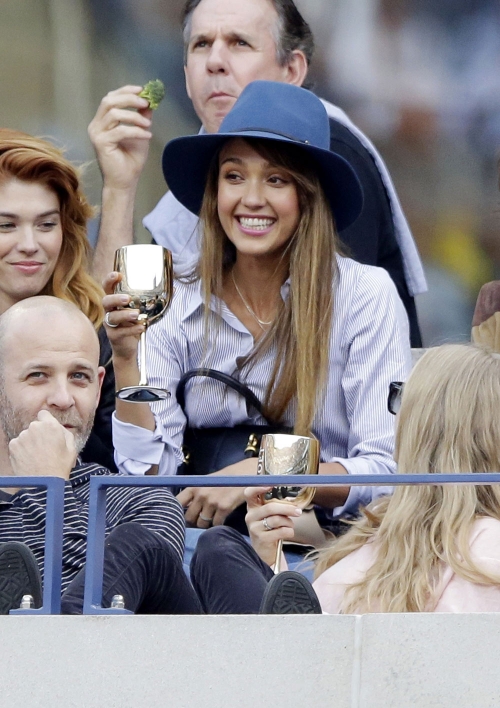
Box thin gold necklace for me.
[231,271,274,330]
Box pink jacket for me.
[313,517,500,614]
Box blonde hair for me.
[192,138,342,436]
[315,344,500,613]
[0,129,104,328]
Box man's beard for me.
[0,392,94,455]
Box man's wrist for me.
[102,183,139,204]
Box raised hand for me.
[88,85,153,190]
[89,85,157,282]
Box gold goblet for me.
[113,245,173,402]
[257,433,320,574]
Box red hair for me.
[0,128,103,327]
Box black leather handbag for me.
[176,368,290,475]
[176,368,290,533]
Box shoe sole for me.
[260,570,322,614]
[0,542,43,614]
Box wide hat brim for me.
[162,130,363,233]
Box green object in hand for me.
[139,79,166,110]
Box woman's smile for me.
[0,178,62,312]
[234,214,277,237]
[9,260,46,275]
[217,138,300,257]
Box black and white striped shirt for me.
[0,463,185,591]
[113,256,412,517]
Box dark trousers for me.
[61,524,277,615]
[190,526,274,614]
[61,522,202,615]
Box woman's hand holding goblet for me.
[102,269,157,446]
[245,486,302,568]
[103,271,145,362]
[256,433,319,572]
[104,245,173,402]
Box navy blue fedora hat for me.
[162,81,363,232]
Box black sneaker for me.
[0,542,42,614]
[259,570,322,614]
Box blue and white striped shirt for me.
[113,256,412,517]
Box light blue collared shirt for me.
[112,255,412,519]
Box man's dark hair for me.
[181,0,314,66]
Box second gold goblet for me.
[257,433,320,574]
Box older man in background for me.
[89,0,426,345]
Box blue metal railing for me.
[82,472,500,615]
[3,473,500,614]
[0,476,65,615]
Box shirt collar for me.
[180,279,250,335]
[0,489,13,506]
[180,279,204,322]
[180,276,291,332]
[0,460,110,508]
[69,460,110,487]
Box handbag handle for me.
[176,368,268,420]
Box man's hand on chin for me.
[8,410,77,481]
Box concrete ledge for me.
[0,615,356,708]
[360,613,500,708]
[1,613,499,707]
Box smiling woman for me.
[216,139,301,263]
[0,129,116,471]
[104,81,411,537]
[0,130,102,323]
[0,179,63,312]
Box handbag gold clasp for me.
[244,433,259,456]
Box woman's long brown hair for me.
[191,138,341,436]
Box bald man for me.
[0,297,198,614]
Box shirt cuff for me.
[112,413,179,476]
[328,456,394,518]
[112,413,164,463]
